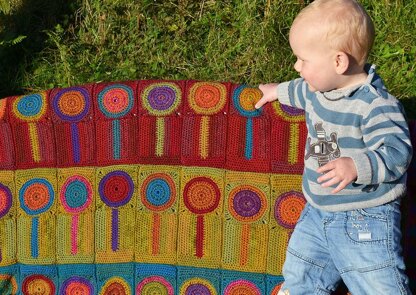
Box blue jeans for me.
[278,200,411,295]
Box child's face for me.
[289,21,340,92]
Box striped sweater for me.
[276,64,413,211]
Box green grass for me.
[0,0,415,116]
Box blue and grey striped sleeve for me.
[351,96,413,185]
[276,78,307,110]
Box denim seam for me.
[287,246,327,268]
[387,205,408,294]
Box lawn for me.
[0,0,415,116]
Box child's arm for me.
[255,83,279,109]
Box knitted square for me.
[221,270,266,295]
[58,264,96,294]
[20,264,58,295]
[177,266,220,294]
[0,265,19,294]
[136,263,176,294]
[96,263,134,294]
[0,105,15,168]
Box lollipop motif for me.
[60,276,94,295]
[60,175,93,255]
[19,178,54,258]
[228,185,267,266]
[142,82,182,157]
[141,173,176,255]
[53,87,91,163]
[223,279,261,295]
[136,276,174,295]
[22,274,56,295]
[12,92,47,163]
[188,82,227,159]
[232,86,263,160]
[0,183,12,218]
[98,84,134,160]
[99,171,134,251]
[181,278,217,295]
[184,177,221,258]
[274,191,305,229]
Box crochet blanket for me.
[0,80,414,294]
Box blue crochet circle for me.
[232,85,262,118]
[64,180,89,209]
[98,84,134,118]
[17,94,44,118]
[146,178,171,207]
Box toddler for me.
[255,0,413,294]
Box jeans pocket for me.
[345,205,389,245]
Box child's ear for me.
[334,51,349,74]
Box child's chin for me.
[307,84,317,92]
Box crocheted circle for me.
[98,84,134,118]
[223,279,261,295]
[229,185,267,222]
[19,178,54,215]
[0,274,18,294]
[60,175,92,214]
[183,177,221,215]
[100,277,130,295]
[270,283,283,295]
[22,274,56,295]
[272,103,305,122]
[98,171,134,208]
[274,191,305,229]
[142,83,181,116]
[188,82,227,115]
[53,87,90,122]
[232,85,262,118]
[60,276,94,295]
[136,276,174,295]
[141,173,176,212]
[13,93,47,121]
[181,278,217,295]
[0,183,12,218]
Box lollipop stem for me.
[112,120,121,160]
[70,123,81,163]
[71,214,79,255]
[111,208,119,251]
[196,215,204,258]
[31,216,39,258]
[245,118,253,160]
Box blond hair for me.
[293,0,375,65]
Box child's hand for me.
[255,83,279,109]
[316,157,358,194]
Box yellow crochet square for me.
[15,168,57,265]
[177,167,224,269]
[267,174,303,275]
[135,165,180,264]
[0,170,16,266]
[222,171,270,273]
[95,165,137,263]
[56,167,95,264]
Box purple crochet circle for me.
[53,87,90,122]
[147,86,177,111]
[185,283,212,295]
[233,190,262,218]
[98,171,134,208]
[281,104,304,116]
